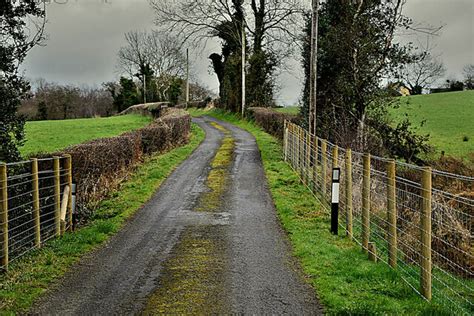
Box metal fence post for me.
[54,157,61,237]
[345,149,353,239]
[387,159,397,268]
[421,167,432,300]
[32,159,41,248]
[0,163,8,270]
[362,153,371,253]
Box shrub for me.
[247,107,299,140]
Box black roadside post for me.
[331,168,341,235]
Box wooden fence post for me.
[53,157,61,237]
[0,163,8,270]
[64,154,73,231]
[284,121,289,162]
[421,167,432,300]
[332,145,339,168]
[296,126,300,171]
[362,153,371,253]
[306,132,311,184]
[345,149,353,239]
[299,127,304,178]
[291,124,295,167]
[31,159,41,248]
[312,136,319,192]
[321,140,327,196]
[387,159,397,268]
[368,242,377,262]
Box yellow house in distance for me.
[399,86,411,96]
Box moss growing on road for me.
[0,124,205,314]
[196,121,234,212]
[143,226,228,314]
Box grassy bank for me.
[393,91,474,159]
[0,123,205,314]
[190,108,450,315]
[21,114,151,156]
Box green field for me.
[393,91,474,158]
[275,106,300,115]
[21,115,152,156]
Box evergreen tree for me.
[0,2,45,162]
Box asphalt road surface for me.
[32,117,323,315]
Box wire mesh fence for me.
[284,121,473,314]
[0,156,73,271]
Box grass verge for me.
[0,123,205,314]
[22,114,151,156]
[190,108,451,315]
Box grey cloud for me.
[22,0,473,105]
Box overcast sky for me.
[22,0,473,106]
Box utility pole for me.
[309,0,319,136]
[241,21,246,117]
[143,73,147,104]
[186,48,190,108]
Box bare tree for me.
[400,51,446,95]
[117,31,185,80]
[463,64,474,90]
[117,30,186,101]
[149,0,304,59]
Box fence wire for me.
[284,122,473,315]
[0,157,72,270]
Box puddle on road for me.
[142,225,228,315]
[195,121,235,212]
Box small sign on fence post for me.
[331,168,341,235]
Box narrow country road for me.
[32,117,323,315]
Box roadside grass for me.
[0,123,205,315]
[21,114,152,156]
[189,108,451,315]
[392,90,474,159]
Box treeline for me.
[20,80,114,120]
[107,76,214,113]
[19,78,214,121]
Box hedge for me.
[247,107,299,139]
[42,109,191,217]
